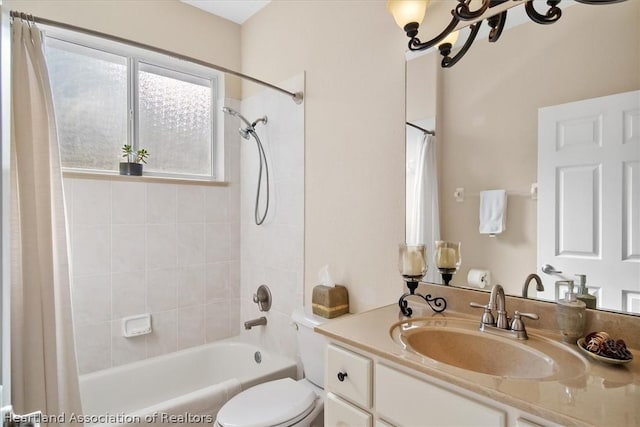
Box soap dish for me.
[577,338,633,365]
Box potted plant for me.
[120,144,149,176]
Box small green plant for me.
[122,144,149,164]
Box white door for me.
[537,90,640,312]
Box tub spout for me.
[244,316,267,330]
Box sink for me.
[390,317,588,381]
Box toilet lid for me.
[217,378,316,427]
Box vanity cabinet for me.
[375,363,506,426]
[325,343,559,427]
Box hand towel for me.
[479,189,507,235]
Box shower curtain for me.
[407,131,440,283]
[10,18,82,424]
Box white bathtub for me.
[79,341,298,426]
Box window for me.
[44,29,223,180]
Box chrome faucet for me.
[488,284,509,329]
[522,273,544,298]
[471,284,539,340]
[244,316,267,330]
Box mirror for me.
[406,1,640,314]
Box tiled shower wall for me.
[66,99,241,374]
[239,74,305,361]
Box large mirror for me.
[406,1,640,314]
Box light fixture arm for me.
[454,0,491,21]
[407,14,460,52]
[525,0,563,25]
[487,10,507,42]
[439,21,482,68]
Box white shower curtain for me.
[10,18,82,423]
[406,131,441,283]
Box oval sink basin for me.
[390,318,588,381]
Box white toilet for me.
[215,308,328,427]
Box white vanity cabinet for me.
[324,343,559,427]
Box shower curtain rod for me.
[9,11,304,105]
[406,122,435,136]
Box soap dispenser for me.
[556,280,586,344]
[575,274,597,309]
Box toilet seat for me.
[216,378,317,427]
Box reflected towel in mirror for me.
[479,189,507,235]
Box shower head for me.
[222,106,269,140]
[221,106,252,129]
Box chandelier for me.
[387,0,627,68]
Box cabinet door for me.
[325,392,372,427]
[376,364,507,427]
[327,344,372,408]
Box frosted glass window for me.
[43,30,221,180]
[46,39,128,171]
[138,63,213,176]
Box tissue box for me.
[312,285,349,318]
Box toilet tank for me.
[291,308,329,388]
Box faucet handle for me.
[470,302,495,326]
[510,310,539,332]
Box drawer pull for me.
[337,371,348,382]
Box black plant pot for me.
[119,162,143,176]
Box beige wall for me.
[7,0,242,97]
[242,1,408,312]
[436,1,640,296]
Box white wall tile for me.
[205,301,231,342]
[205,223,231,263]
[205,262,229,302]
[147,268,178,312]
[112,181,146,224]
[71,274,111,325]
[146,224,177,269]
[204,187,229,223]
[112,224,146,273]
[177,186,205,223]
[72,225,111,277]
[111,320,147,367]
[75,322,111,374]
[177,223,205,266]
[111,271,146,320]
[147,310,178,357]
[73,179,111,225]
[146,183,176,224]
[178,305,205,350]
[178,265,205,308]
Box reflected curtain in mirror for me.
[406,123,440,283]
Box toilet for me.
[215,308,328,427]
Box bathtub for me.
[79,340,298,426]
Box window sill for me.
[62,169,229,186]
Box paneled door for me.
[537,90,640,312]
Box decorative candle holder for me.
[397,244,447,317]
[434,241,461,286]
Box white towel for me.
[479,189,507,235]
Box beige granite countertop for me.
[316,303,640,427]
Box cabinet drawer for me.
[327,344,372,408]
[376,364,506,427]
[325,392,372,427]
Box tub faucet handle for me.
[253,284,272,312]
